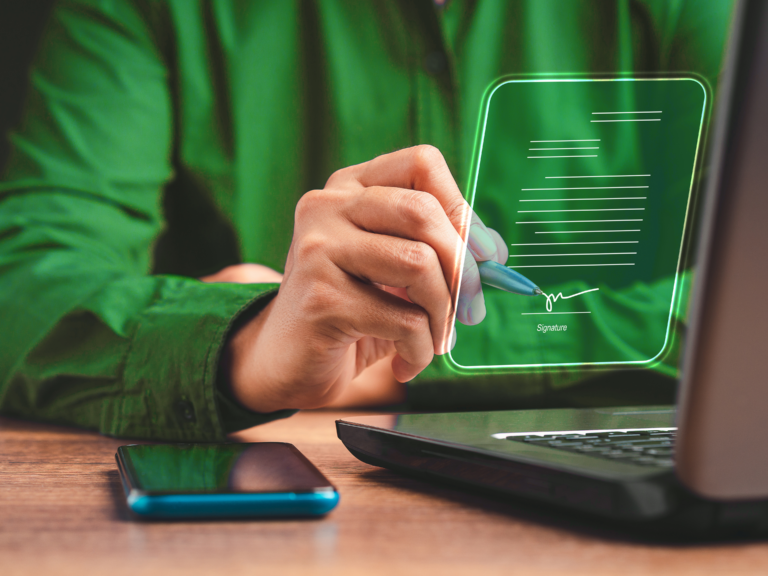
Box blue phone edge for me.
[127,490,340,518]
[115,449,339,519]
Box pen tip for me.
[533,287,543,296]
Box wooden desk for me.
[2,411,767,576]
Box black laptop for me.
[337,0,768,535]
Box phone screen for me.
[119,443,333,494]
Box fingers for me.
[322,145,509,349]
[339,185,507,331]
[456,246,485,325]
[330,145,470,237]
[330,228,454,354]
[467,210,500,262]
[325,354,405,408]
[487,227,509,264]
[344,185,463,286]
[329,144,511,318]
[323,278,436,382]
[459,223,506,325]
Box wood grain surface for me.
[2,410,767,576]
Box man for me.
[0,0,733,440]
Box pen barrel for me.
[477,260,537,296]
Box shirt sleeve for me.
[0,0,291,440]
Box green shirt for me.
[0,0,733,441]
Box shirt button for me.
[424,51,447,75]
[174,399,197,423]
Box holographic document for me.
[451,78,707,371]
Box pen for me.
[477,260,543,296]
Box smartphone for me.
[115,442,339,519]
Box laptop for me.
[337,0,768,535]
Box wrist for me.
[220,296,280,413]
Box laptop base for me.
[337,408,768,538]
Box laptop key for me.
[519,435,568,442]
[633,456,665,465]
[606,439,672,447]
[645,448,674,456]
[604,452,637,459]
[572,445,610,452]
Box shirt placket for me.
[407,0,460,184]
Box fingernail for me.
[469,225,497,260]
[450,326,457,351]
[467,292,486,325]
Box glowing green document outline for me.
[449,77,708,372]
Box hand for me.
[220,146,507,413]
[202,264,408,407]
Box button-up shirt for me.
[0,0,733,440]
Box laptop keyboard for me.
[507,429,676,468]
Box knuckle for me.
[445,199,469,227]
[412,144,445,172]
[295,189,323,221]
[299,278,339,319]
[396,240,435,273]
[399,307,430,337]
[396,190,442,226]
[292,231,327,263]
[325,166,351,188]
